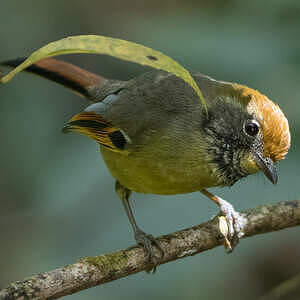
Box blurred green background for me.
[0,1,300,299]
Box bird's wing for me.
[63,110,129,152]
[64,90,130,153]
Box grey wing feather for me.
[87,71,206,152]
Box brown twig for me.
[0,200,299,300]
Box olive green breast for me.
[100,142,222,195]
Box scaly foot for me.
[200,189,245,251]
[134,229,164,272]
[218,197,245,251]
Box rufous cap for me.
[233,84,291,163]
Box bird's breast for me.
[100,145,222,195]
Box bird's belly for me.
[100,146,218,195]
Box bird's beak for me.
[62,112,104,141]
[253,153,278,184]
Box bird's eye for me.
[244,120,260,137]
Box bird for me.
[0,57,291,267]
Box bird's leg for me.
[200,189,245,251]
[115,181,164,269]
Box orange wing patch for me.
[63,112,127,152]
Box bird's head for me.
[202,81,291,186]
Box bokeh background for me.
[0,1,299,299]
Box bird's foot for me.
[134,229,164,272]
[217,197,245,252]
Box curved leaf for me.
[0,35,206,109]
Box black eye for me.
[244,120,260,136]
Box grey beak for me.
[254,153,278,184]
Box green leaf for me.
[0,35,206,109]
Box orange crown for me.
[233,84,291,163]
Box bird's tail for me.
[0,57,106,99]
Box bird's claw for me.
[218,198,245,252]
[134,229,164,272]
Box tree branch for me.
[1,200,300,300]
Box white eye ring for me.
[243,119,260,137]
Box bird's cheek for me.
[240,153,260,174]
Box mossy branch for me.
[0,200,300,300]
